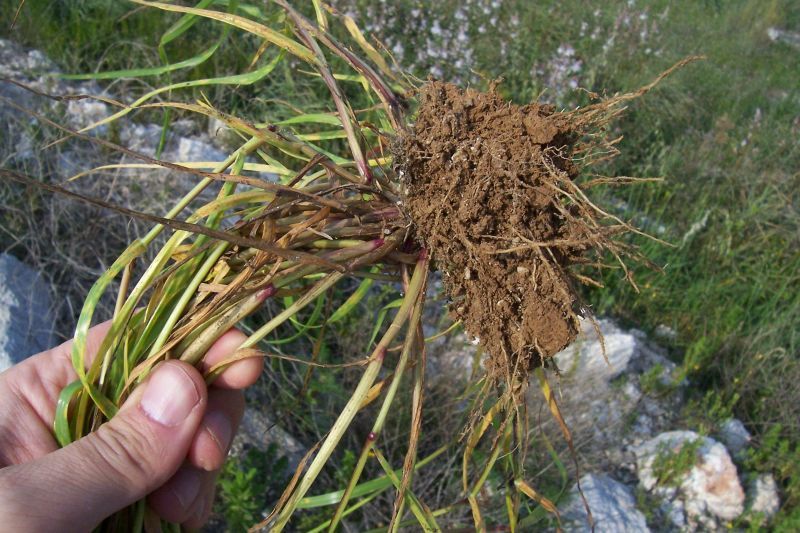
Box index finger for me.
[198,329,263,389]
[33,320,114,383]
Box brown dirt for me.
[396,81,611,379]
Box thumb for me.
[0,361,207,531]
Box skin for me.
[0,322,262,530]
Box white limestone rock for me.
[560,473,650,532]
[0,254,56,372]
[747,473,780,520]
[634,431,745,530]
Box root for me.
[396,60,697,388]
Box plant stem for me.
[329,284,425,530]
[268,252,428,531]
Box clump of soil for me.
[397,81,621,379]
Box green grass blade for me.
[159,0,217,47]
[276,113,342,126]
[79,50,284,134]
[71,241,148,425]
[60,40,221,80]
[54,379,83,446]
[298,130,349,142]
[264,297,324,346]
[131,0,316,64]
[297,445,448,509]
[308,493,379,533]
[238,273,343,350]
[328,266,378,323]
[283,293,325,333]
[367,298,403,347]
[333,8,397,84]
[373,448,441,532]
[311,0,328,30]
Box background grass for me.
[2,0,798,528]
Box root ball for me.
[397,81,609,379]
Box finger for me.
[199,328,263,389]
[9,320,114,404]
[47,319,114,370]
[188,388,244,472]
[147,464,218,526]
[0,321,113,465]
[0,361,207,531]
[184,470,219,529]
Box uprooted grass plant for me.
[1,1,695,530]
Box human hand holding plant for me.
[0,322,262,531]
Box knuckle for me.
[86,419,163,489]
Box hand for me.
[0,322,262,530]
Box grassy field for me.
[2,0,798,528]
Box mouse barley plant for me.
[1,1,696,530]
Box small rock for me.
[119,122,164,157]
[654,324,677,342]
[767,27,800,50]
[630,413,656,439]
[622,380,643,403]
[12,131,34,161]
[171,118,199,136]
[661,498,687,529]
[718,418,751,458]
[0,254,56,372]
[66,99,109,132]
[171,135,226,163]
[0,39,56,79]
[524,318,685,478]
[560,473,650,532]
[207,116,240,150]
[427,331,477,383]
[230,406,305,470]
[634,431,745,529]
[555,318,638,382]
[549,319,681,445]
[748,473,780,520]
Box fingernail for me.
[169,467,202,510]
[140,363,201,426]
[204,410,233,458]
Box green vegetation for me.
[651,438,703,488]
[639,363,673,397]
[745,424,800,527]
[217,443,289,531]
[2,0,798,529]
[682,389,739,436]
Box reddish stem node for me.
[258,284,276,300]
[357,160,373,184]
